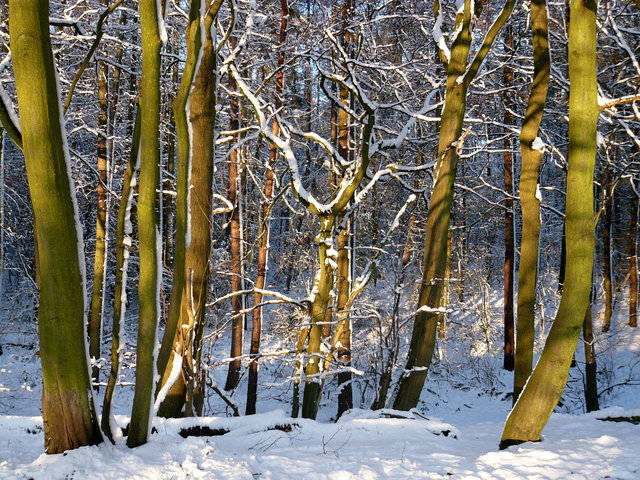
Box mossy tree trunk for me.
[101,111,140,442]
[334,0,355,418]
[128,0,163,448]
[394,0,516,410]
[501,0,598,447]
[513,0,550,403]
[157,0,221,418]
[156,0,203,418]
[9,0,103,453]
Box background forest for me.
[0,0,638,474]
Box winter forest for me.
[0,0,638,478]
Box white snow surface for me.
[531,136,545,153]
[2,280,639,479]
[1,407,639,479]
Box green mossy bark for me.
[9,0,102,454]
[394,0,516,412]
[513,0,551,403]
[156,0,203,418]
[157,0,220,417]
[101,110,140,442]
[393,2,472,411]
[128,0,162,448]
[501,0,598,448]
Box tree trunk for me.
[393,0,516,411]
[513,0,550,402]
[335,216,353,417]
[225,35,244,391]
[156,0,206,418]
[302,215,336,419]
[393,2,473,411]
[157,1,220,417]
[334,0,354,417]
[9,0,103,453]
[503,27,515,372]
[583,286,599,412]
[501,0,598,447]
[101,110,140,442]
[128,0,163,448]
[102,61,140,441]
[601,164,613,332]
[88,46,110,388]
[629,180,638,327]
[246,0,288,416]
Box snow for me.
[153,353,183,415]
[531,136,545,153]
[432,10,450,63]
[156,0,168,45]
[0,84,21,132]
[1,407,639,479]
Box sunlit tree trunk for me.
[102,111,140,442]
[225,35,244,392]
[302,215,336,418]
[9,0,103,453]
[334,0,354,417]
[157,0,205,418]
[88,24,110,386]
[513,0,550,402]
[394,0,516,410]
[128,0,163,448]
[246,0,288,416]
[157,0,220,417]
[501,0,598,447]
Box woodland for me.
[0,0,638,474]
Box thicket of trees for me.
[0,0,637,453]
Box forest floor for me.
[0,401,639,479]
[1,298,639,479]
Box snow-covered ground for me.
[1,290,639,479]
[0,406,639,479]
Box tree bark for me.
[128,0,163,448]
[246,0,288,416]
[501,0,598,447]
[88,39,110,387]
[157,0,206,418]
[394,0,516,410]
[101,110,140,442]
[157,0,220,417]
[513,0,550,402]
[502,26,515,372]
[629,180,638,327]
[224,35,244,392]
[601,164,613,332]
[9,0,103,453]
[583,287,599,412]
